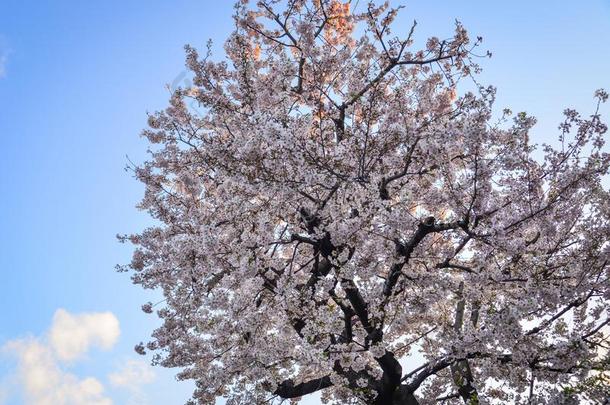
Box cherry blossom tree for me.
[119,1,610,403]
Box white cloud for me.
[1,309,163,405]
[1,309,122,405]
[4,337,113,405]
[49,309,120,362]
[109,359,156,405]
[108,359,155,388]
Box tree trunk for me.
[372,385,419,405]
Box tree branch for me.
[274,375,332,398]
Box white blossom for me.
[121,1,610,404]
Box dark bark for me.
[450,283,480,404]
[374,352,403,404]
[451,360,478,404]
[385,217,465,297]
[274,375,332,398]
[372,384,419,405]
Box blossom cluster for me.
[121,1,610,404]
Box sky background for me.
[0,1,608,404]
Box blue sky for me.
[0,1,608,404]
